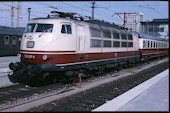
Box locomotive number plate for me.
[26,41,35,48]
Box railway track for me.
[0,57,168,112]
[28,59,169,112]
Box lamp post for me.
[28,8,31,21]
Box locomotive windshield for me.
[25,23,53,33]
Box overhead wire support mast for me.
[113,12,128,28]
[91,1,95,20]
[17,2,21,27]
[10,2,21,27]
[11,1,14,27]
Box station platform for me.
[93,69,169,111]
[0,56,19,68]
[0,56,19,87]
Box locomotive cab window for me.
[25,23,53,33]
[36,24,53,32]
[25,23,36,33]
[61,24,72,34]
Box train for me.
[0,26,25,57]
[8,11,169,85]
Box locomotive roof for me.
[85,20,125,30]
[31,17,131,33]
[0,26,25,35]
[137,32,168,42]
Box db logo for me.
[27,36,33,40]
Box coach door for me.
[77,25,85,52]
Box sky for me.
[0,1,168,28]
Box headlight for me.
[17,54,21,58]
[42,55,48,60]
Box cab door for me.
[77,25,86,62]
[77,25,85,52]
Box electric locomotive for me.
[9,11,168,85]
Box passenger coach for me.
[138,32,169,60]
[0,26,24,56]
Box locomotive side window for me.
[128,34,133,40]
[121,41,127,47]
[66,25,72,34]
[103,30,111,38]
[61,24,72,34]
[128,42,133,47]
[113,41,120,47]
[103,40,111,47]
[113,31,120,39]
[121,33,127,40]
[12,36,17,45]
[90,39,101,47]
[90,28,101,37]
[4,36,10,45]
[61,25,66,33]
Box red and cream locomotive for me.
[9,11,169,84]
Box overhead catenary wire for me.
[0,1,168,27]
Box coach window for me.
[148,41,150,48]
[113,31,120,39]
[165,43,167,48]
[143,40,145,48]
[154,41,156,48]
[61,24,72,34]
[151,41,153,48]
[12,36,17,45]
[4,36,10,45]
[158,42,160,48]
[156,42,158,48]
